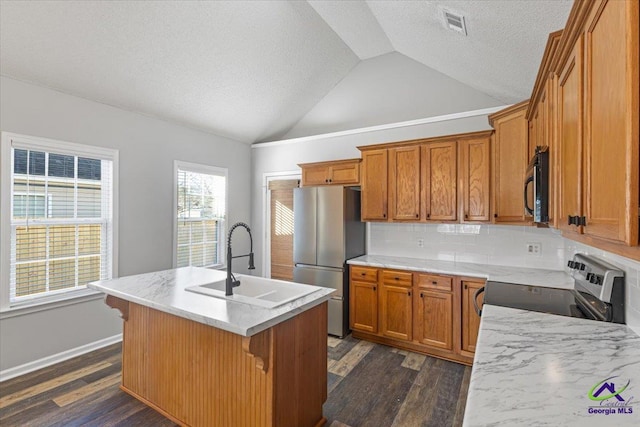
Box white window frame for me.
[173,160,228,269]
[0,132,119,313]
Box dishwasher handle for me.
[474,286,485,317]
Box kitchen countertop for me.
[88,266,334,337]
[347,255,574,288]
[464,305,640,426]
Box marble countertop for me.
[88,267,334,337]
[464,305,640,426]
[347,255,574,289]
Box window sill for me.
[0,288,105,320]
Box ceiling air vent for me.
[442,9,467,36]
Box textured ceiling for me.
[0,1,573,143]
[366,0,573,103]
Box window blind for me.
[9,145,114,302]
[176,166,226,268]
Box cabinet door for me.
[416,290,453,350]
[361,149,388,221]
[301,165,329,186]
[329,162,360,185]
[389,146,421,220]
[422,141,457,221]
[380,283,412,341]
[492,108,529,223]
[557,37,584,235]
[460,137,491,222]
[582,0,637,245]
[350,280,378,333]
[461,280,484,354]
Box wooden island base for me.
[106,296,328,427]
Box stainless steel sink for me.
[185,274,321,308]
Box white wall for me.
[278,52,503,140]
[0,77,251,373]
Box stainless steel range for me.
[479,253,625,323]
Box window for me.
[0,133,118,308]
[174,161,227,268]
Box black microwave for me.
[524,146,549,223]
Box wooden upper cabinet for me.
[581,0,638,245]
[557,36,584,235]
[422,141,457,221]
[389,146,421,221]
[489,101,530,224]
[461,280,484,355]
[361,149,388,221]
[299,159,360,186]
[459,136,491,222]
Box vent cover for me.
[442,9,467,35]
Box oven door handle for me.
[524,175,534,216]
[474,286,485,317]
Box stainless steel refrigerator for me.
[293,186,366,337]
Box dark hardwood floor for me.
[0,335,470,427]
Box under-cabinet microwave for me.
[524,146,549,223]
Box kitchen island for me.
[89,267,335,427]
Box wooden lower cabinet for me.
[380,282,412,341]
[416,289,453,351]
[349,266,484,366]
[461,280,485,356]
[350,280,378,333]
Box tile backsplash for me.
[368,222,640,336]
[368,223,566,270]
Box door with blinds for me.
[269,179,299,281]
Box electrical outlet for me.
[526,242,542,256]
[417,239,424,248]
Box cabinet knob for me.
[416,213,419,218]
[408,291,411,296]
[329,179,332,183]
[464,284,468,289]
[420,293,424,298]
[432,281,437,285]
[465,214,469,219]
[383,213,386,218]
[361,272,366,276]
[373,286,376,291]
[494,213,498,218]
[325,179,328,183]
[427,213,430,219]
[394,277,399,280]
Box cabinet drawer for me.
[416,273,453,292]
[381,270,412,287]
[351,266,378,283]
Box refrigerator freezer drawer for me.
[293,265,344,298]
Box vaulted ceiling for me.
[0,1,572,144]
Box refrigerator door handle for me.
[294,263,344,272]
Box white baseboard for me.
[0,333,123,382]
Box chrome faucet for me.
[226,222,255,296]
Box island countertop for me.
[464,305,640,426]
[88,266,334,337]
[347,254,574,289]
